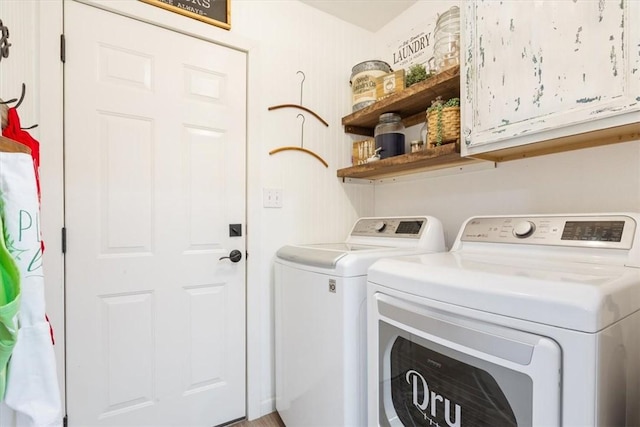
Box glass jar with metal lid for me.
[350,60,392,112]
[374,113,405,159]
[434,6,461,72]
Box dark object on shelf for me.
[374,113,405,160]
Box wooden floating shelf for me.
[468,123,640,162]
[342,65,460,136]
[338,66,471,180]
[337,142,481,180]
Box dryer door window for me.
[374,294,561,427]
[384,328,527,426]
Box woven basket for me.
[427,106,460,148]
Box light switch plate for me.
[263,188,283,208]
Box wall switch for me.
[263,188,283,208]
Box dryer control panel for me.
[460,215,636,249]
[350,217,425,239]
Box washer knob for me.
[513,221,535,238]
[374,221,386,232]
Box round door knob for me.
[513,221,535,238]
[219,249,242,263]
[373,221,386,232]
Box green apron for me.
[0,213,20,400]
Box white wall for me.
[372,1,640,248]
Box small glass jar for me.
[410,140,424,153]
[374,112,405,160]
[420,121,428,146]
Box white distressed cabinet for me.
[462,0,640,161]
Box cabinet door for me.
[461,0,639,158]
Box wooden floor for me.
[230,412,285,427]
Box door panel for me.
[64,2,247,425]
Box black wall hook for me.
[0,84,38,129]
[15,83,26,108]
[0,83,26,107]
[0,97,17,105]
[0,19,10,62]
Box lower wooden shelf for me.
[337,142,482,180]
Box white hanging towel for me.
[0,152,62,427]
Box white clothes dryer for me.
[368,213,640,427]
[274,216,446,427]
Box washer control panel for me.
[460,215,636,249]
[351,217,425,239]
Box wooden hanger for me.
[0,135,30,154]
[269,146,328,168]
[268,104,329,127]
[267,71,329,127]
[269,114,328,168]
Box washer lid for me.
[368,252,640,333]
[276,243,387,269]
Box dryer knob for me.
[513,221,535,238]
[374,221,387,232]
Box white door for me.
[64,2,247,426]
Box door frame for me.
[41,0,265,421]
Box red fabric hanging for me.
[2,107,41,202]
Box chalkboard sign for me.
[140,0,230,30]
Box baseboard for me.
[259,398,276,418]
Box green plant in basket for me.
[427,97,460,146]
[406,63,432,87]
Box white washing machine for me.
[274,216,446,427]
[368,213,640,427]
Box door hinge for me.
[61,227,66,253]
[60,34,65,63]
[63,415,68,427]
